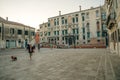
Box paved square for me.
[0,48,118,80]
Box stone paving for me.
[0,48,119,80]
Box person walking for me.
[27,44,34,60]
[50,43,53,50]
[38,43,40,51]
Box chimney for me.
[79,5,81,11]
[6,17,8,21]
[59,11,61,16]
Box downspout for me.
[116,24,119,55]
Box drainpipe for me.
[0,23,2,50]
[107,29,111,53]
[116,25,119,55]
[2,23,4,49]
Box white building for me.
[0,17,35,49]
[39,6,107,48]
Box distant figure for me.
[26,44,29,50]
[11,56,17,61]
[38,43,40,51]
[27,44,35,60]
[35,32,40,51]
[50,44,53,49]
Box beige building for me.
[0,17,35,49]
[105,0,120,54]
[39,6,107,48]
[39,22,48,43]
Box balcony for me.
[106,12,116,29]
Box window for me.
[65,37,67,44]
[62,17,64,24]
[62,19,64,24]
[72,18,75,23]
[57,18,59,25]
[25,31,28,35]
[48,23,50,27]
[76,17,78,22]
[65,30,68,34]
[97,31,100,37]
[62,30,64,35]
[48,32,50,36]
[102,13,106,20]
[18,39,21,43]
[87,32,90,38]
[83,27,85,33]
[57,21,59,25]
[77,36,79,40]
[82,16,85,21]
[57,31,59,35]
[76,28,79,34]
[31,32,35,36]
[54,19,56,26]
[48,20,50,27]
[18,30,22,35]
[57,37,59,40]
[96,10,99,17]
[72,29,75,34]
[62,37,64,40]
[54,31,56,35]
[65,19,67,24]
[83,35,85,40]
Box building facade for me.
[39,6,107,48]
[39,22,48,43]
[105,0,120,54]
[0,17,35,49]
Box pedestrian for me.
[50,44,52,49]
[38,43,40,51]
[27,44,34,60]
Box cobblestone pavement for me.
[0,48,119,80]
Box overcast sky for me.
[0,0,104,29]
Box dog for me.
[11,56,17,61]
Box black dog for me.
[11,56,17,61]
